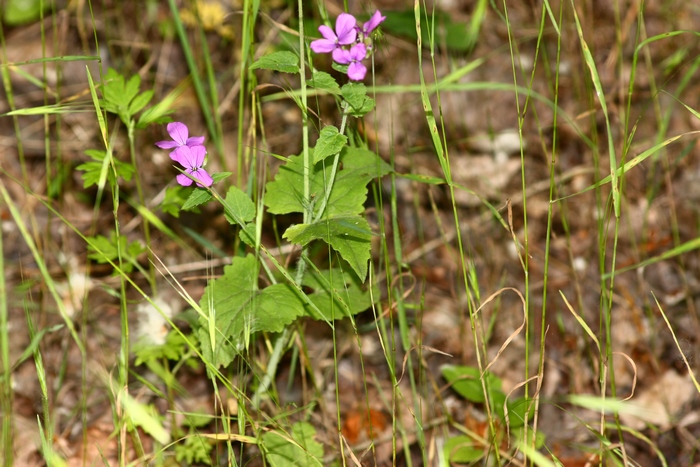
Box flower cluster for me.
[155,122,213,187]
[310,10,385,81]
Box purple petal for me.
[170,145,191,165]
[190,168,213,187]
[362,10,386,35]
[349,43,367,61]
[347,62,367,81]
[176,173,194,187]
[155,140,179,149]
[166,122,189,146]
[335,13,357,45]
[318,24,337,41]
[189,145,207,168]
[186,136,205,146]
[311,38,337,54]
[332,48,351,64]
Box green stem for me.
[312,102,350,223]
[127,122,156,293]
[251,0,311,409]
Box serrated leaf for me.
[182,188,212,210]
[264,152,324,215]
[284,216,372,281]
[306,71,341,95]
[341,83,367,109]
[263,422,323,467]
[250,51,299,73]
[239,222,256,247]
[302,268,375,320]
[313,126,347,163]
[264,147,391,218]
[346,96,375,117]
[197,255,306,370]
[223,186,255,225]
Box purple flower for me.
[335,43,368,81]
[310,13,357,58]
[155,122,205,153]
[360,10,385,37]
[171,145,213,187]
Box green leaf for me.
[211,171,233,183]
[103,69,127,110]
[306,71,341,95]
[197,255,306,370]
[223,186,255,225]
[136,78,190,128]
[382,10,474,52]
[502,397,532,429]
[443,435,484,463]
[182,188,212,211]
[341,83,367,109]
[86,231,144,274]
[175,434,213,465]
[124,74,141,105]
[133,332,189,366]
[121,396,170,445]
[76,149,135,188]
[284,216,372,281]
[346,96,375,117]
[101,68,153,123]
[264,147,391,218]
[263,422,323,467]
[160,186,189,217]
[128,89,153,115]
[313,126,347,163]
[441,365,502,403]
[239,222,256,247]
[250,51,299,73]
[302,268,375,321]
[2,0,48,25]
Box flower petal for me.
[166,122,189,146]
[335,13,357,45]
[191,168,213,187]
[189,145,207,168]
[349,43,367,61]
[170,145,191,165]
[347,62,367,81]
[318,24,337,42]
[155,140,179,149]
[186,136,205,146]
[362,10,386,35]
[332,48,351,64]
[311,38,337,54]
[176,172,194,186]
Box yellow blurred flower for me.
[180,0,234,40]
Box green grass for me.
[1,0,700,465]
